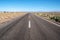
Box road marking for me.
[28,20,31,28]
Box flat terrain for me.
[35,12,60,19]
[35,12,60,25]
[0,12,26,23]
[0,13,60,40]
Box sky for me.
[0,0,60,12]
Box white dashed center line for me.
[28,20,31,28]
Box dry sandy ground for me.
[35,12,60,25]
[0,12,26,24]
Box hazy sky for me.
[0,0,60,12]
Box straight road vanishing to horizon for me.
[0,13,60,40]
[0,0,60,40]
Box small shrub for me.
[50,16,60,22]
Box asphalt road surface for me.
[0,13,60,40]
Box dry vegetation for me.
[0,12,26,23]
[35,12,60,22]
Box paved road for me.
[0,14,30,40]
[30,14,60,40]
[0,13,60,40]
